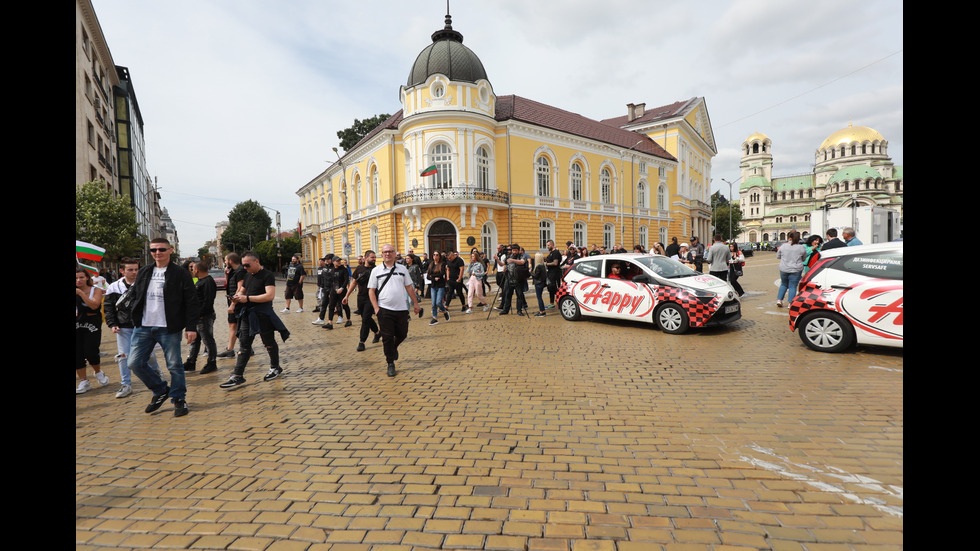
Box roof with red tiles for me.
[495,95,674,161]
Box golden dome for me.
[819,124,885,150]
[744,131,770,144]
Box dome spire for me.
[431,1,463,43]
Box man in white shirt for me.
[127,238,200,417]
[369,244,422,377]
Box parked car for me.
[738,242,754,257]
[209,269,227,291]
[557,253,741,334]
[788,242,903,352]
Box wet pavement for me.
[76,251,903,550]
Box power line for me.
[718,49,903,129]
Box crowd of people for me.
[77,228,867,416]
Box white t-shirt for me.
[141,267,168,327]
[368,263,411,311]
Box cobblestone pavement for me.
[76,252,903,550]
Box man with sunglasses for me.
[126,237,200,417]
[220,251,289,389]
[369,245,422,377]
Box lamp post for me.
[332,147,349,266]
[721,177,741,242]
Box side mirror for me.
[632,273,650,284]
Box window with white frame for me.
[639,226,648,250]
[370,225,379,252]
[476,146,490,190]
[603,223,614,249]
[637,181,648,209]
[372,168,379,204]
[570,163,583,201]
[659,226,667,246]
[536,156,551,197]
[573,221,586,248]
[353,174,361,211]
[601,168,612,204]
[539,219,554,250]
[482,222,495,254]
[429,143,453,189]
[657,184,667,210]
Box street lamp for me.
[720,177,741,242]
[332,147,350,266]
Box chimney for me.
[627,102,645,122]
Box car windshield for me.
[634,256,701,279]
[209,270,224,277]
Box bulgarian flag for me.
[76,240,105,262]
[420,165,438,177]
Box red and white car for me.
[789,242,903,352]
[557,253,741,334]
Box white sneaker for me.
[281,308,290,313]
[76,380,91,394]
[95,371,109,386]
[465,309,472,314]
[115,384,132,398]
[337,316,345,323]
[311,318,324,325]
[296,308,304,313]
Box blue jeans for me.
[430,287,448,317]
[778,271,802,302]
[115,327,160,386]
[534,281,547,312]
[129,326,186,401]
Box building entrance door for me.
[427,220,457,254]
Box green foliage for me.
[712,200,744,242]
[75,181,145,261]
[336,114,391,152]
[221,200,272,254]
[253,236,302,271]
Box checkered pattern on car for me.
[788,283,833,329]
[555,281,570,303]
[654,287,720,328]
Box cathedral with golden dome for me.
[296,12,719,264]
[736,124,903,243]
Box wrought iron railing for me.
[393,187,510,206]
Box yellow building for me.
[297,14,717,266]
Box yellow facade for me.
[296,16,718,270]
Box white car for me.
[557,253,741,334]
[789,241,903,352]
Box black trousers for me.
[234,315,279,377]
[445,279,465,308]
[376,307,409,364]
[357,297,379,343]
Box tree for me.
[254,236,301,271]
[75,181,145,261]
[221,200,272,254]
[336,114,391,152]
[712,200,744,242]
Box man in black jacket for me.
[127,238,201,417]
[184,261,218,374]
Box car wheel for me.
[655,302,689,334]
[559,296,581,321]
[798,311,855,353]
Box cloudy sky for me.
[92,0,903,253]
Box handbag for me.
[114,283,137,326]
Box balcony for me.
[393,187,510,207]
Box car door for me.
[819,250,903,344]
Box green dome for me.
[828,165,882,184]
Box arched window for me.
[326,193,334,224]
[370,225,379,252]
[658,184,667,210]
[570,163,583,201]
[476,146,490,190]
[536,156,551,197]
[371,168,380,204]
[539,219,554,250]
[603,223,614,249]
[637,181,648,209]
[600,168,612,204]
[481,222,496,254]
[429,143,453,189]
[638,226,648,250]
[353,174,362,211]
[573,221,586,247]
